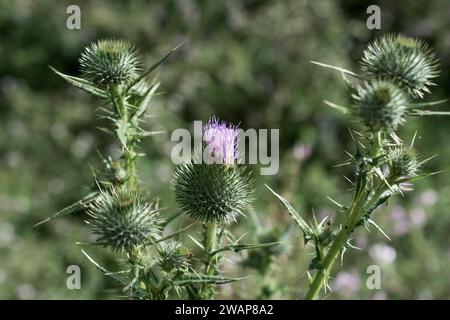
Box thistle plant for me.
[268,34,449,300]
[37,39,273,300]
[171,118,255,299]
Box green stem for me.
[125,147,137,190]
[305,132,385,300]
[200,221,218,299]
[110,86,138,190]
[305,229,349,300]
[371,131,383,158]
[305,193,366,300]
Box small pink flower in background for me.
[292,143,312,161]
[390,206,410,236]
[332,270,361,298]
[410,208,427,227]
[368,243,397,265]
[419,189,438,207]
[203,117,239,165]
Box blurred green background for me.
[1,0,450,299]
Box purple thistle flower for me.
[203,117,239,165]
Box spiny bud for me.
[171,118,254,224]
[158,240,191,272]
[387,147,420,179]
[353,81,408,132]
[79,39,141,87]
[87,187,161,253]
[361,34,439,98]
[172,162,254,224]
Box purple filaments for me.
[203,117,239,165]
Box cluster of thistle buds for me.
[39,38,269,300]
[270,34,448,300]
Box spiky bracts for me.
[361,34,439,98]
[353,81,408,132]
[172,118,254,224]
[79,39,141,87]
[87,187,161,253]
[172,162,254,224]
[386,146,421,180]
[157,240,192,272]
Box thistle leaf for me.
[34,192,98,227]
[126,43,183,92]
[324,100,352,115]
[131,82,160,122]
[310,61,362,79]
[366,219,392,241]
[172,274,242,286]
[409,110,450,116]
[394,171,442,184]
[265,184,313,241]
[116,121,130,148]
[149,222,197,245]
[81,249,127,284]
[50,67,107,98]
[210,242,280,256]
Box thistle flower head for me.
[87,187,161,253]
[158,240,191,272]
[354,81,408,132]
[203,117,239,165]
[172,162,254,224]
[172,118,253,224]
[387,147,420,179]
[361,34,439,98]
[79,39,141,87]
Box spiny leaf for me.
[366,219,392,241]
[149,222,197,245]
[116,120,130,148]
[413,99,447,108]
[409,110,450,116]
[34,192,98,227]
[126,43,183,92]
[172,274,242,286]
[131,82,160,122]
[324,100,352,115]
[395,171,443,184]
[310,61,362,79]
[188,235,205,250]
[50,67,107,98]
[81,249,127,284]
[210,242,280,256]
[265,184,313,240]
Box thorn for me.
[327,196,344,208]
[367,219,392,241]
[410,131,418,149]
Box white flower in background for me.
[410,208,427,227]
[16,284,36,300]
[293,143,312,161]
[390,206,410,236]
[419,189,438,207]
[369,243,397,265]
[332,271,361,298]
